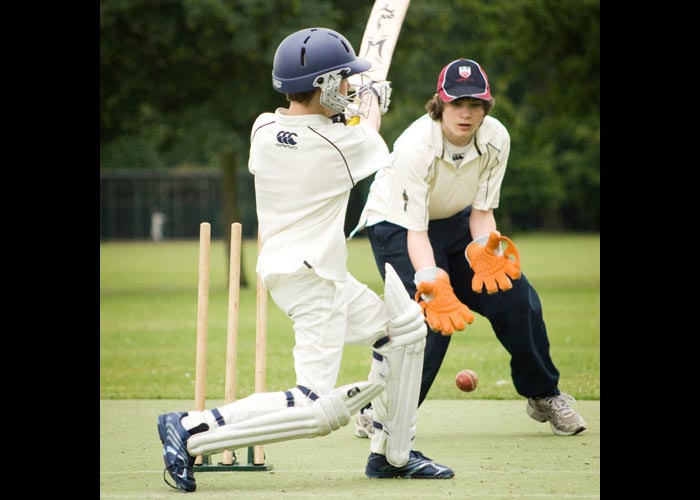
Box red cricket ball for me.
[455,369,478,392]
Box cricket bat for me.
[357,0,411,82]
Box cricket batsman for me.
[156,27,454,493]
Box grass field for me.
[100,232,600,498]
[101,399,600,499]
[100,233,600,401]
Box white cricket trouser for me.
[266,266,387,396]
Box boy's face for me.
[339,78,349,96]
[440,98,486,146]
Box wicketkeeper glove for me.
[465,231,521,294]
[414,267,474,336]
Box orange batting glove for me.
[414,267,475,336]
[465,231,521,294]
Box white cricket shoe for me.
[527,393,587,436]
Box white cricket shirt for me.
[354,114,510,233]
[249,108,390,282]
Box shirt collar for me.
[274,108,334,126]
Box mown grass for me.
[100,233,599,400]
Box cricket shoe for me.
[366,450,455,479]
[354,405,375,438]
[157,411,197,492]
[526,393,587,436]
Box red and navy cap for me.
[436,58,491,102]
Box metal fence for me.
[100,168,257,240]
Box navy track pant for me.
[366,209,560,405]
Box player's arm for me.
[468,208,497,239]
[363,89,382,131]
[465,125,521,294]
[407,230,435,271]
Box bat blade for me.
[358,0,410,82]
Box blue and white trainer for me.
[157,411,196,492]
[366,450,454,479]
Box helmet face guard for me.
[313,70,373,117]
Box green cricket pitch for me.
[100,398,600,499]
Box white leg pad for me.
[186,381,384,457]
[368,263,427,467]
[370,339,425,467]
[383,263,416,319]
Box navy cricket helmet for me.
[272,27,370,94]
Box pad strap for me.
[285,390,295,407]
[211,408,226,427]
[297,385,319,401]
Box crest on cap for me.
[458,66,471,80]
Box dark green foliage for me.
[100,0,599,230]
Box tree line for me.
[100,0,600,236]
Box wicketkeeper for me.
[157,28,454,493]
[351,58,587,438]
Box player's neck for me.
[443,131,474,149]
[287,99,333,118]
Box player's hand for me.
[370,81,392,114]
[414,268,474,336]
[465,231,521,294]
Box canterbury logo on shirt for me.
[276,131,298,149]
